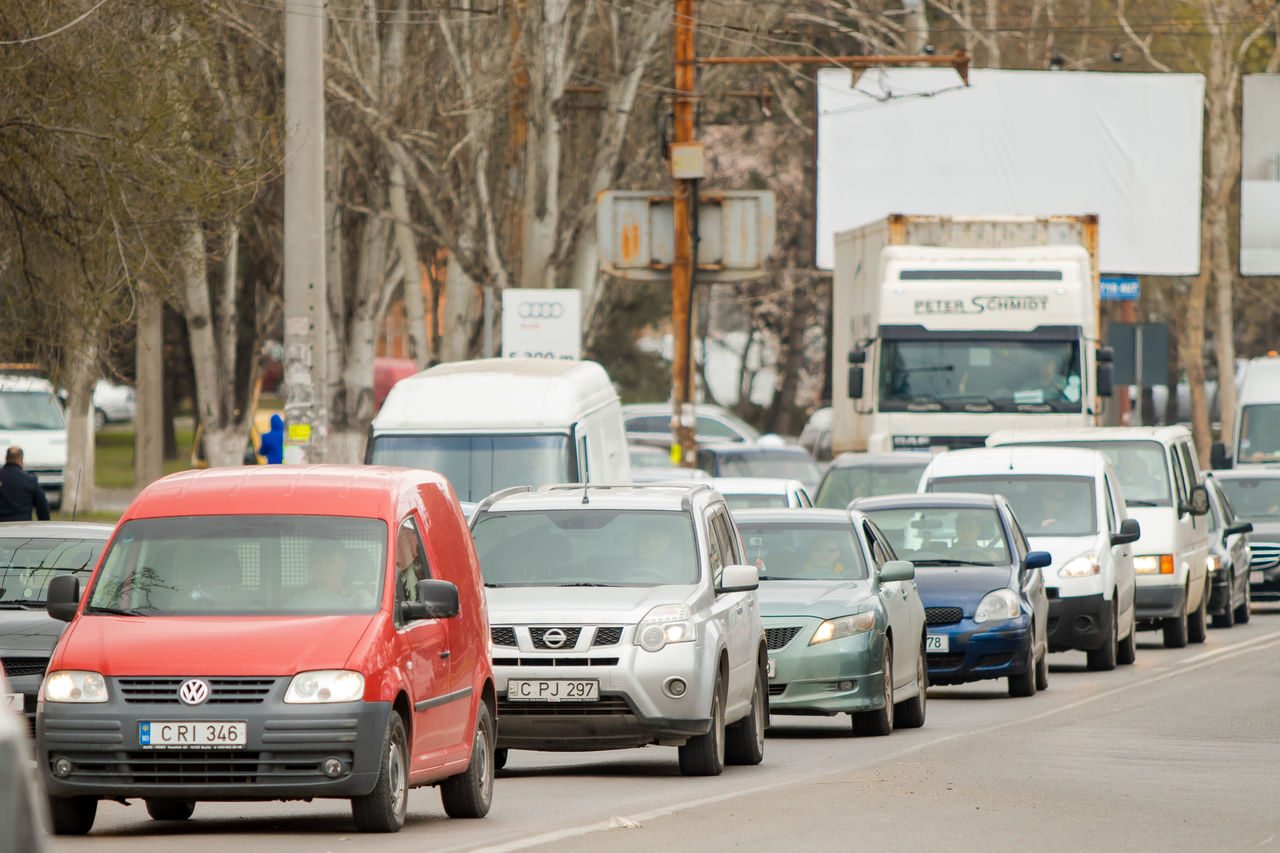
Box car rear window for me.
[814,461,929,508]
[928,475,1097,537]
[472,510,698,587]
[86,516,387,616]
[722,493,790,510]
[735,522,869,580]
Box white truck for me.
[832,214,1112,455]
[0,371,68,510]
[1213,356,1280,469]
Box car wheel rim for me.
[883,651,893,724]
[389,738,406,818]
[475,725,491,801]
[753,679,765,753]
[714,691,725,763]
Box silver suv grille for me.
[529,627,582,649]
[1249,541,1280,571]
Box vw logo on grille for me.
[542,628,568,648]
[517,302,564,319]
[178,679,210,706]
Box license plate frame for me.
[506,679,599,702]
[925,633,950,653]
[4,692,23,713]
[139,721,248,749]
[766,658,777,679]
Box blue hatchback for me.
[853,493,1051,697]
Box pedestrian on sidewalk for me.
[0,446,50,522]
[258,413,285,464]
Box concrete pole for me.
[283,0,328,462]
[134,286,164,488]
[671,0,697,466]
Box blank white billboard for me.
[1242,74,1280,275]
[817,68,1205,274]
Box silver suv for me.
[470,483,767,776]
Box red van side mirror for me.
[400,579,460,622]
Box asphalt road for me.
[48,607,1280,852]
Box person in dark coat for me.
[258,413,286,464]
[0,446,50,522]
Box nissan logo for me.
[542,628,568,648]
[178,679,210,706]
[517,302,564,319]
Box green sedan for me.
[733,508,928,735]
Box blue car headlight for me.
[974,589,1021,624]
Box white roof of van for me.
[924,446,1111,479]
[0,375,55,393]
[986,425,1191,447]
[1239,358,1280,404]
[373,358,619,431]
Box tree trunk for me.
[389,160,431,368]
[1206,37,1239,460]
[61,349,97,515]
[441,254,480,361]
[135,285,165,488]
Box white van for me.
[987,426,1211,648]
[367,359,631,502]
[1215,356,1280,469]
[0,372,68,510]
[919,446,1139,670]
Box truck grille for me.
[925,607,963,626]
[491,627,517,647]
[492,657,618,667]
[117,678,277,704]
[2,657,48,678]
[498,695,631,716]
[54,749,353,785]
[1249,541,1280,571]
[765,627,802,650]
[529,627,582,649]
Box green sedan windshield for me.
[736,523,868,581]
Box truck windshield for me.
[928,475,1097,537]
[472,510,699,586]
[369,434,573,502]
[85,515,387,616]
[879,339,1082,412]
[1237,404,1280,464]
[0,391,65,429]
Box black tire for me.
[48,796,97,836]
[493,748,509,771]
[1035,643,1050,690]
[679,677,726,776]
[1236,581,1252,625]
[725,665,766,765]
[93,408,107,432]
[1009,638,1037,697]
[894,641,927,727]
[351,713,409,833]
[1163,612,1189,648]
[1212,576,1236,629]
[1086,603,1118,671]
[852,644,894,736]
[1117,617,1137,666]
[1188,584,1208,644]
[145,799,195,821]
[441,702,494,819]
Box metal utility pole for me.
[670,0,699,465]
[283,0,328,463]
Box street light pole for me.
[670,0,698,465]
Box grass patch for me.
[95,428,195,489]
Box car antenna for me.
[70,467,81,521]
[581,483,590,504]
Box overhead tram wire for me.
[0,0,114,46]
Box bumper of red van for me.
[37,693,393,801]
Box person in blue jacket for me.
[258,414,285,464]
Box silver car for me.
[470,483,767,776]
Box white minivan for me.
[367,359,631,501]
[0,372,68,510]
[987,426,1211,648]
[919,446,1140,670]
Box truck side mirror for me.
[847,349,866,399]
[1096,346,1114,397]
[1210,442,1231,470]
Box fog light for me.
[839,681,854,691]
[663,677,687,698]
[321,757,344,777]
[52,757,73,778]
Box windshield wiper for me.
[484,582,509,588]
[915,558,995,566]
[557,582,618,587]
[84,605,144,616]
[1125,499,1160,507]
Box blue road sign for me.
[1100,275,1140,301]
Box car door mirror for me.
[1181,484,1210,517]
[1023,550,1052,571]
[717,564,758,593]
[878,559,914,582]
[1210,442,1231,470]
[1226,521,1253,536]
[1096,346,1115,397]
[847,366,864,400]
[399,579,460,622]
[1110,518,1141,546]
[47,574,80,623]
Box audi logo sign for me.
[501,288,582,361]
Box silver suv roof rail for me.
[471,485,533,518]
[538,482,715,511]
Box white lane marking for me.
[465,629,1280,853]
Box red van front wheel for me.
[351,714,409,832]
[441,702,494,819]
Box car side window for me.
[862,522,889,570]
[1170,447,1189,505]
[696,415,739,440]
[1179,442,1200,485]
[1008,509,1031,555]
[395,517,431,615]
[717,511,743,564]
[705,512,725,576]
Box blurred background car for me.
[696,443,821,494]
[631,466,711,483]
[91,379,136,430]
[628,443,672,470]
[1210,470,1280,604]
[798,407,833,463]
[712,477,812,511]
[622,402,759,448]
[813,452,932,509]
[1202,474,1253,628]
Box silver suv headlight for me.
[636,604,695,653]
[284,670,365,704]
[43,671,109,703]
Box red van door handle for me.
[440,650,451,659]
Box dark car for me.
[0,522,113,735]
[1204,474,1253,627]
[1210,470,1280,603]
[695,443,822,494]
[853,493,1051,697]
[814,452,931,509]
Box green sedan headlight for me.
[809,612,876,645]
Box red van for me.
[37,466,495,835]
